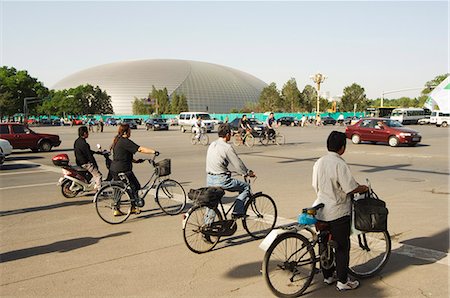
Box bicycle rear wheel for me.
[349,231,391,278]
[243,193,277,239]
[200,134,209,146]
[245,134,255,147]
[276,134,285,145]
[263,232,316,297]
[182,206,223,254]
[156,179,187,215]
[233,134,241,146]
[95,184,132,224]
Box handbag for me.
[353,191,388,232]
[188,187,225,208]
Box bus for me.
[366,107,396,118]
[390,108,430,124]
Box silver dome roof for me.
[52,59,267,114]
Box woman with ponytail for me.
[109,123,159,214]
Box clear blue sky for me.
[1,1,448,99]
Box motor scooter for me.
[52,144,111,198]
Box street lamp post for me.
[310,73,327,116]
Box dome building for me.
[52,59,267,114]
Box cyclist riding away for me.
[312,131,368,291]
[265,112,278,139]
[109,123,159,215]
[73,126,103,190]
[206,124,255,218]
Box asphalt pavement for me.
[0,123,448,297]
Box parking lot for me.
[0,124,448,297]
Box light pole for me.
[310,73,327,116]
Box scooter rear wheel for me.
[61,179,80,198]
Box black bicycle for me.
[94,153,187,224]
[182,175,277,254]
[261,202,391,297]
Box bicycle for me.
[94,153,187,224]
[233,128,255,147]
[261,201,391,297]
[182,174,277,254]
[191,127,209,146]
[260,128,285,146]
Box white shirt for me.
[312,152,359,221]
[206,138,248,175]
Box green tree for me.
[340,83,367,112]
[132,97,154,115]
[179,94,189,112]
[259,83,282,112]
[151,86,170,114]
[281,78,301,112]
[0,66,49,119]
[300,85,317,112]
[422,73,449,95]
[170,93,180,114]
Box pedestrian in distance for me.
[311,131,369,291]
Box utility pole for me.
[310,73,327,116]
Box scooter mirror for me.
[96,144,101,149]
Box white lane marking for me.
[0,169,50,176]
[0,182,56,190]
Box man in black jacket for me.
[74,126,102,189]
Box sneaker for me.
[336,279,360,291]
[113,209,126,216]
[131,207,141,214]
[324,276,338,285]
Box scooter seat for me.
[71,165,88,172]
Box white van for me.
[178,112,215,133]
[430,111,450,127]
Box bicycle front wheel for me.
[156,179,187,215]
[349,231,391,278]
[243,193,277,239]
[95,184,132,224]
[245,134,255,147]
[200,134,209,146]
[276,134,285,145]
[263,232,316,297]
[190,134,198,145]
[182,206,223,254]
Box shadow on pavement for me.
[0,200,92,217]
[0,163,40,170]
[0,232,130,263]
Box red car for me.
[345,118,422,147]
[0,123,61,152]
[72,119,84,125]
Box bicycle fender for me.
[259,229,295,252]
[252,191,263,197]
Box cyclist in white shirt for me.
[193,116,205,141]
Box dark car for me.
[106,118,118,126]
[145,118,169,131]
[0,123,61,152]
[122,118,138,129]
[133,118,143,125]
[229,117,265,136]
[321,116,337,125]
[277,116,299,126]
[40,118,53,126]
[345,118,422,147]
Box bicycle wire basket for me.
[156,159,171,176]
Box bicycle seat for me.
[302,203,324,215]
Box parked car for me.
[321,116,337,125]
[0,138,13,164]
[72,119,84,125]
[0,123,61,152]
[106,118,118,126]
[418,116,431,125]
[145,118,169,131]
[211,117,224,125]
[344,116,360,126]
[166,118,179,126]
[229,117,265,136]
[133,118,143,125]
[277,116,299,126]
[345,118,421,147]
[40,118,53,126]
[122,118,138,129]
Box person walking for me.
[206,124,255,217]
[311,131,368,291]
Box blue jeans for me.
[207,174,250,214]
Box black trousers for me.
[321,215,351,283]
[110,171,141,202]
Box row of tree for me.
[132,86,189,115]
[254,74,448,114]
